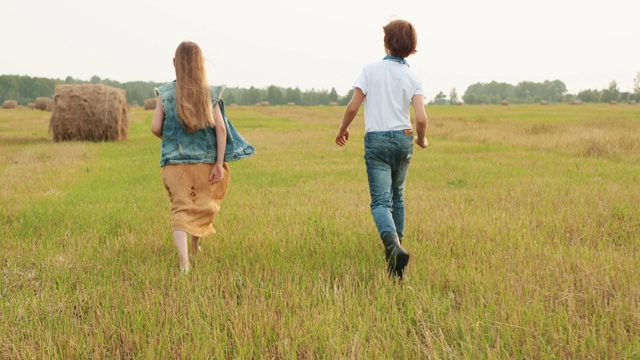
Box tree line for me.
[432,73,640,105]
[2,73,639,107]
[0,75,164,107]
[0,75,348,107]
[222,86,344,106]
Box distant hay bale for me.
[610,100,618,105]
[630,100,637,105]
[287,102,296,106]
[27,102,36,109]
[2,100,18,109]
[49,84,129,142]
[569,100,583,105]
[259,101,270,106]
[329,101,338,106]
[456,101,463,106]
[144,98,157,110]
[36,97,54,111]
[540,100,548,105]
[500,100,509,106]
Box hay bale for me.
[610,100,618,105]
[2,100,18,109]
[49,84,129,142]
[259,101,270,106]
[540,100,548,105]
[27,102,36,109]
[569,100,583,105]
[144,98,157,110]
[630,100,637,105]
[36,97,54,111]
[500,100,509,106]
[456,101,463,106]
[287,102,296,106]
[329,101,338,106]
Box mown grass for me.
[1,103,639,358]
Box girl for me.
[335,20,429,279]
[152,41,255,274]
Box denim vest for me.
[155,81,256,166]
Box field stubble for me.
[1,104,639,358]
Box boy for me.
[335,19,429,279]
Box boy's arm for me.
[336,87,365,147]
[412,94,429,148]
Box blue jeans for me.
[364,130,414,239]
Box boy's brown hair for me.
[383,20,418,58]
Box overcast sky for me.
[1,0,637,101]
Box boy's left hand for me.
[414,136,429,148]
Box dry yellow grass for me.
[426,104,640,161]
[1,105,638,358]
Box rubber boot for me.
[381,231,409,279]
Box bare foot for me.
[180,261,191,275]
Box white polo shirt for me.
[353,59,424,133]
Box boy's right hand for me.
[414,136,429,148]
[335,128,350,147]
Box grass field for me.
[1,103,639,358]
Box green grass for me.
[1,104,639,358]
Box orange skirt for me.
[162,163,230,237]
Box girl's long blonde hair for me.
[174,41,214,133]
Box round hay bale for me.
[329,101,338,106]
[144,98,157,110]
[500,100,509,106]
[36,97,54,111]
[456,101,463,106]
[287,102,296,106]
[27,102,36,109]
[630,100,637,105]
[540,100,548,105]
[259,101,270,106]
[610,100,618,105]
[49,84,129,142]
[2,100,18,109]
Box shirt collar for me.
[383,54,409,67]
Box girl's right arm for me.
[151,96,164,138]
